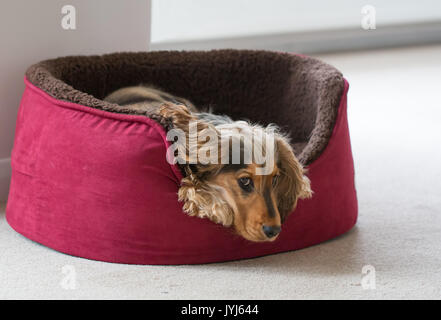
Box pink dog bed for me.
[6,50,357,264]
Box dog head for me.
[176,118,312,242]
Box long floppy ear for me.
[178,172,234,226]
[159,103,233,225]
[160,102,200,164]
[275,135,312,222]
[159,102,219,165]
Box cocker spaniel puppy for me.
[105,86,312,242]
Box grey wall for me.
[151,0,441,43]
[150,0,441,53]
[0,0,151,201]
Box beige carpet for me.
[1,45,440,299]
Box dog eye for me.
[238,177,253,192]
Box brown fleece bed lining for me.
[25,50,344,165]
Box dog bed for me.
[6,50,357,265]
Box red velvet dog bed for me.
[6,50,357,264]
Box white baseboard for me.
[150,21,441,54]
[0,158,11,202]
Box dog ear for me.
[159,103,233,225]
[274,135,312,222]
[178,172,234,226]
[159,102,219,166]
[159,102,197,165]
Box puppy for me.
[105,86,312,242]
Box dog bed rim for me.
[308,79,350,170]
[21,75,349,181]
[22,76,184,184]
[25,50,345,166]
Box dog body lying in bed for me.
[105,86,312,242]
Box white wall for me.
[151,0,441,43]
[0,0,151,201]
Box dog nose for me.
[262,225,281,238]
